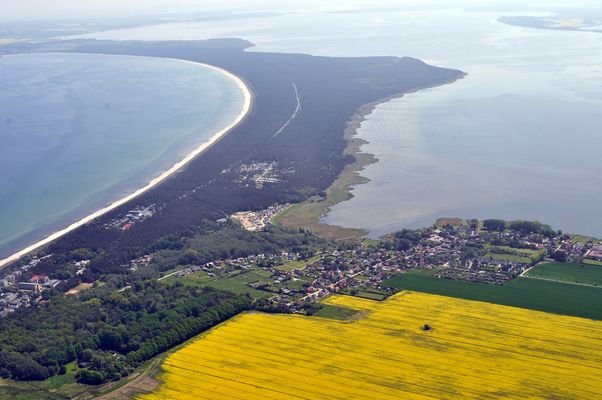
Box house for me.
[18,282,40,292]
[30,275,49,283]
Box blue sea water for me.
[0,53,244,257]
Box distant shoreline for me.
[0,55,252,269]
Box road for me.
[272,80,301,138]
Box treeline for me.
[0,282,251,383]
[483,219,556,236]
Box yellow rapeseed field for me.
[140,292,602,399]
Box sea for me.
[4,2,602,257]
[0,53,245,258]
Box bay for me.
[0,53,244,257]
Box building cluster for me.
[104,204,159,231]
[0,255,62,317]
[230,203,290,232]
[128,254,154,272]
[585,244,602,261]
[233,162,291,189]
[168,222,602,314]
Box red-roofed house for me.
[30,275,49,284]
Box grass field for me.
[341,289,388,300]
[166,270,273,299]
[571,234,599,243]
[585,258,602,266]
[0,362,84,400]
[314,304,360,320]
[384,270,602,320]
[141,292,602,399]
[275,255,321,272]
[483,244,543,264]
[284,278,307,291]
[525,262,602,286]
[484,252,532,263]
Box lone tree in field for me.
[422,324,432,331]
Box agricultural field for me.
[140,292,602,399]
[384,270,602,320]
[525,262,602,286]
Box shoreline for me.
[0,55,253,269]
[320,73,468,226]
[275,73,466,240]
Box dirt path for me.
[74,358,163,400]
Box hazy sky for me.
[0,0,374,21]
[0,0,599,21]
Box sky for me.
[0,0,369,21]
[0,0,599,21]
[0,0,547,21]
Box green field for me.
[167,270,273,299]
[384,270,602,320]
[275,255,322,271]
[0,362,84,400]
[485,252,532,264]
[584,258,602,266]
[571,234,599,244]
[284,278,307,291]
[525,262,602,286]
[314,304,360,320]
[484,244,543,264]
[341,289,388,300]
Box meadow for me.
[525,262,602,286]
[167,270,274,299]
[141,292,602,399]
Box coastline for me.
[0,56,253,269]
[275,73,466,240]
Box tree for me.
[77,369,105,385]
[550,250,567,262]
[483,219,506,232]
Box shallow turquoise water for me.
[0,53,244,257]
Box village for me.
[1,217,601,318]
[165,218,602,313]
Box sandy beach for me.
[0,55,252,269]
